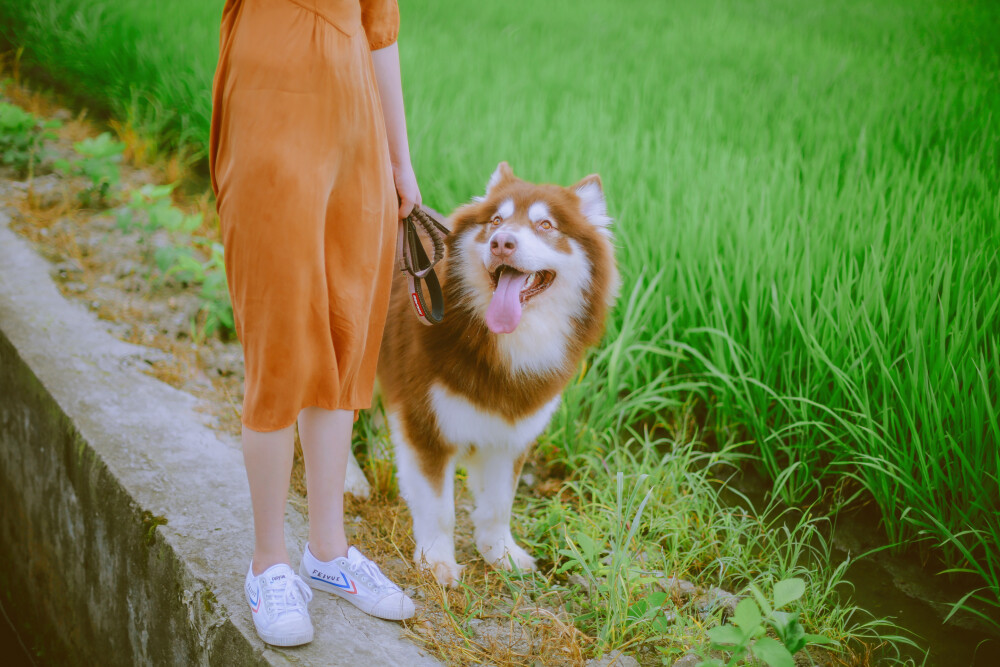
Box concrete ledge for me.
[0,210,440,666]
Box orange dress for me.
[209,0,400,432]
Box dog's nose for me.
[490,232,517,258]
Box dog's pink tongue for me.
[486,269,528,334]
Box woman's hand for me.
[393,161,421,219]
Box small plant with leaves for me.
[191,238,234,339]
[117,183,201,237]
[0,101,59,176]
[698,578,837,667]
[117,183,204,282]
[115,182,234,338]
[55,131,126,205]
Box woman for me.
[210,0,420,646]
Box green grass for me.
[0,0,219,159]
[3,0,999,647]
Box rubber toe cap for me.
[373,591,415,620]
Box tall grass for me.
[0,0,218,159]
[2,0,998,625]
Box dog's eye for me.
[490,215,502,226]
[539,220,553,230]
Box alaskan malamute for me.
[377,162,619,585]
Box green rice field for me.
[3,0,999,660]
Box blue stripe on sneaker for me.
[309,572,357,594]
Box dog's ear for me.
[572,174,612,234]
[485,161,515,196]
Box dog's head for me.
[447,163,620,368]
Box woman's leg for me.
[297,406,353,561]
[243,424,296,575]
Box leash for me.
[397,204,449,325]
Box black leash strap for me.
[397,205,449,325]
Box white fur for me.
[344,451,371,498]
[428,385,557,574]
[485,163,508,195]
[527,201,550,223]
[465,448,536,571]
[389,412,462,585]
[430,383,560,454]
[575,181,612,236]
[389,388,559,585]
[455,223,592,374]
[496,198,515,220]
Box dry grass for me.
[336,470,596,667]
[108,117,153,166]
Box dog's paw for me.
[479,539,537,573]
[344,452,371,498]
[497,546,537,573]
[431,560,464,587]
[418,558,463,587]
[413,545,463,587]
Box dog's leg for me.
[344,449,371,498]
[465,447,536,572]
[389,413,462,587]
[345,388,384,498]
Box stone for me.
[702,587,740,616]
[53,258,84,276]
[660,575,699,597]
[585,650,640,667]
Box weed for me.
[201,589,217,614]
[140,510,168,546]
[558,471,659,649]
[698,578,837,667]
[191,239,234,338]
[115,182,233,339]
[54,132,125,206]
[117,183,199,236]
[0,100,58,176]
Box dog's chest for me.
[429,382,560,453]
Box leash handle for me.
[397,205,449,325]
[398,205,448,277]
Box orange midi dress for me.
[209,0,400,432]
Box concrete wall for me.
[0,333,259,665]
[0,211,439,666]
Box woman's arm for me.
[372,43,421,219]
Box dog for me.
[375,162,619,586]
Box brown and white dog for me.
[374,162,619,586]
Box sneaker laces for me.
[350,550,400,592]
[265,574,313,618]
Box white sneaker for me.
[245,562,314,646]
[299,543,416,621]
